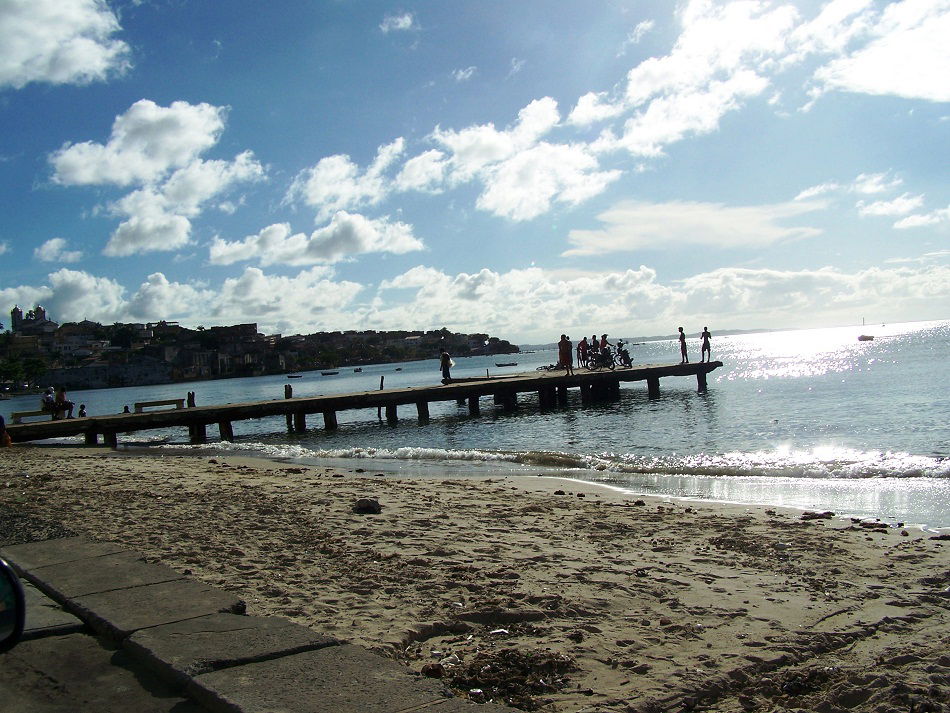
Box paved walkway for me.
[1,536,505,712]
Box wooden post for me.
[285,384,294,433]
[323,410,338,430]
[493,393,504,405]
[538,386,556,408]
[385,404,398,424]
[103,430,117,449]
[467,395,480,416]
[456,397,466,405]
[377,376,384,421]
[556,384,568,406]
[647,376,660,399]
[502,391,518,412]
[189,423,206,443]
[696,370,708,393]
[610,379,621,399]
[580,382,592,405]
[218,421,234,442]
[416,401,430,423]
[84,431,98,446]
[293,411,306,433]
[187,391,196,408]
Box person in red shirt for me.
[558,334,574,375]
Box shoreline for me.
[2,445,949,712]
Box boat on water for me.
[287,374,303,378]
[858,335,874,341]
[353,368,362,372]
[321,371,339,376]
[495,362,518,367]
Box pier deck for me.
[4,361,722,446]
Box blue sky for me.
[0,0,947,342]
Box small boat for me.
[287,373,303,378]
[353,368,362,372]
[495,362,518,367]
[395,367,402,371]
[857,335,874,341]
[321,371,339,376]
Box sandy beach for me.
[2,446,948,713]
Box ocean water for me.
[5,320,949,528]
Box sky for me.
[0,0,947,343]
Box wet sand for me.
[2,446,948,712]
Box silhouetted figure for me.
[78,404,87,418]
[122,405,131,414]
[55,386,74,419]
[439,348,452,382]
[558,334,574,375]
[678,327,688,363]
[700,327,712,363]
[577,336,589,368]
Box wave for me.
[164,440,949,479]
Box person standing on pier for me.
[700,327,712,363]
[439,347,453,382]
[577,336,589,368]
[558,334,574,375]
[678,327,689,363]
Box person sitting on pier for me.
[54,386,75,419]
[40,388,59,418]
[78,404,87,418]
[589,334,599,354]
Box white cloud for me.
[852,171,901,194]
[507,58,525,78]
[431,97,561,183]
[394,150,447,193]
[287,139,404,222]
[209,211,424,267]
[795,182,842,200]
[564,199,825,256]
[894,204,950,229]
[0,0,130,89]
[812,0,950,102]
[618,19,655,57]
[105,189,193,256]
[33,237,82,263]
[43,268,127,322]
[125,272,213,321]
[49,100,263,257]
[0,242,8,256]
[380,12,415,33]
[453,66,477,82]
[51,99,227,187]
[209,267,363,333]
[477,142,621,221]
[857,193,925,216]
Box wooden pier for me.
[4,361,722,447]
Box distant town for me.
[0,305,519,391]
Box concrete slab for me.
[26,551,186,601]
[126,613,340,689]
[0,632,207,713]
[21,581,85,640]
[69,578,245,644]
[189,643,455,713]
[0,536,126,571]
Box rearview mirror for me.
[0,556,25,652]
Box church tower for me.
[10,305,22,332]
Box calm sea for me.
[6,320,949,528]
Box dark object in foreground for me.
[353,498,382,514]
[448,647,577,711]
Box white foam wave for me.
[160,441,947,479]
